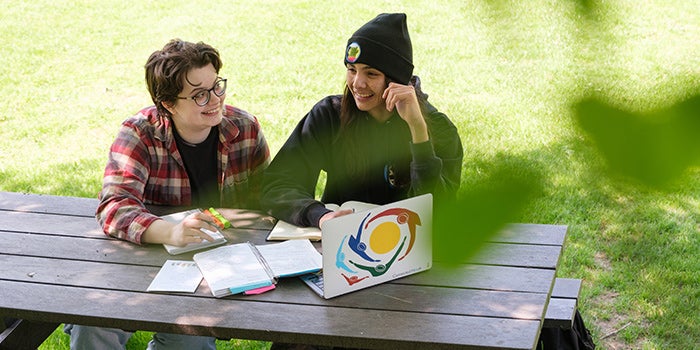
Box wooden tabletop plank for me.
[2,230,167,266]
[0,254,160,292]
[0,230,273,265]
[2,231,559,285]
[255,277,549,320]
[0,232,556,294]
[466,243,562,269]
[404,263,555,294]
[0,212,271,248]
[0,207,275,242]
[0,254,548,321]
[0,281,540,350]
[0,191,97,216]
[0,191,564,245]
[1,209,563,269]
[0,211,104,238]
[494,224,567,246]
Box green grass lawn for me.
[1,1,698,349]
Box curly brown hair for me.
[144,39,222,117]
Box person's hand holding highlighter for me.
[142,208,231,247]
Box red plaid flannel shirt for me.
[96,105,270,244]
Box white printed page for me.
[193,243,272,296]
[147,260,203,293]
[256,239,322,278]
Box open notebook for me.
[266,201,380,241]
[301,193,433,299]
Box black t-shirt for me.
[173,126,219,207]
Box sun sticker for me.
[346,42,361,63]
[369,221,401,254]
[336,207,422,283]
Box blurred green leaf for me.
[434,161,544,263]
[575,95,700,187]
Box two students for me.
[71,13,462,350]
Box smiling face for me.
[346,63,391,121]
[163,63,225,143]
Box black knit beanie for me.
[344,13,414,84]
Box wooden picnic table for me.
[0,191,568,349]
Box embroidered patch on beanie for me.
[346,42,361,63]
[343,13,414,84]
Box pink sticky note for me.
[244,284,276,295]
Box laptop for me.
[301,193,433,299]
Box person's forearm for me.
[408,117,429,144]
[140,219,174,244]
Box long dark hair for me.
[337,77,432,178]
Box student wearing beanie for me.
[262,12,463,231]
[264,13,593,350]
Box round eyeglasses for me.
[176,78,227,106]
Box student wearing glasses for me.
[64,39,270,349]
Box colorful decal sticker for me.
[364,208,421,261]
[335,207,422,285]
[335,235,357,273]
[346,42,361,63]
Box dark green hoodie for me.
[262,77,463,227]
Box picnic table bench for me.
[544,278,582,329]
[0,191,577,349]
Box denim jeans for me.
[63,324,216,350]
